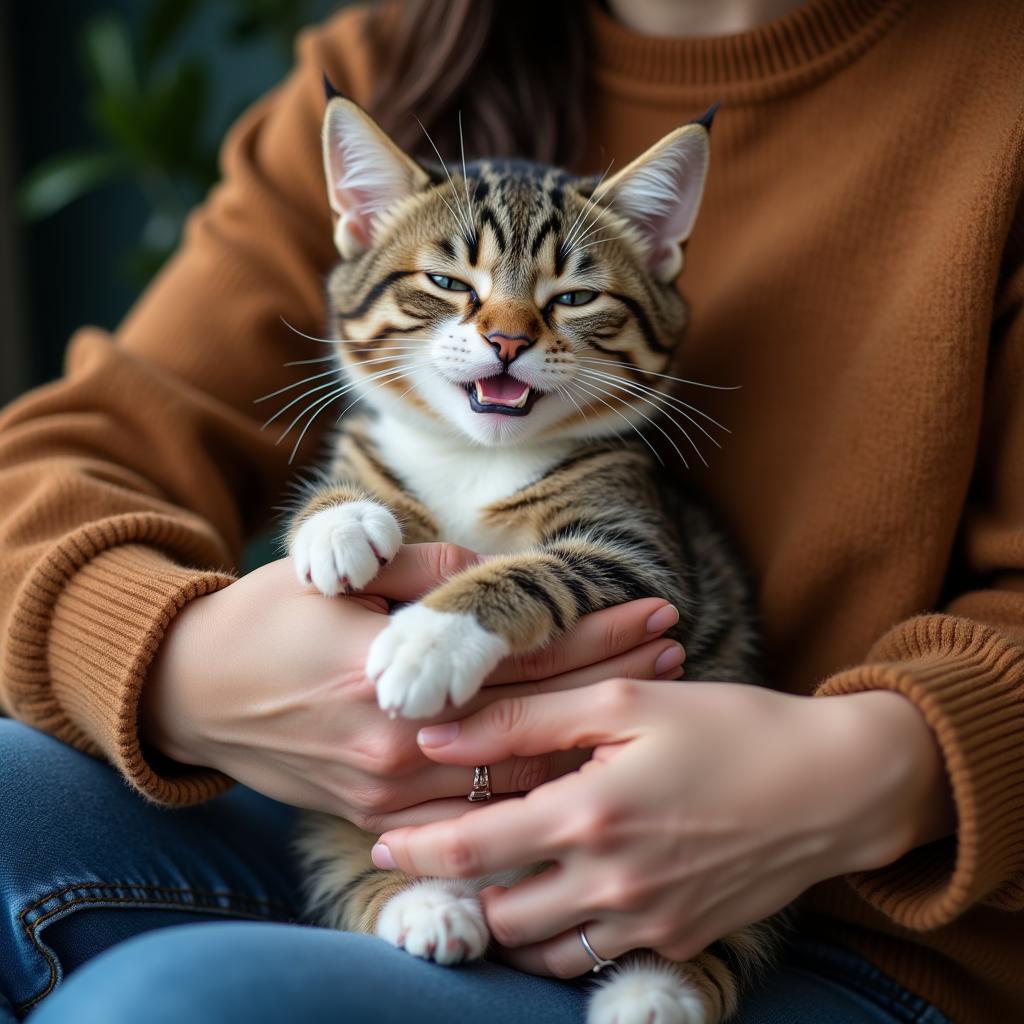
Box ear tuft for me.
[600,122,711,282]
[693,101,721,132]
[322,97,430,259]
[322,71,346,102]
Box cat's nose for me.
[486,332,535,366]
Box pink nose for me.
[486,332,534,365]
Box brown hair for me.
[364,0,591,169]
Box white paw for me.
[290,501,401,596]
[376,880,489,965]
[588,965,709,1024]
[367,604,509,719]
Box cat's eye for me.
[552,290,598,307]
[427,273,472,292]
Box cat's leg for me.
[288,483,403,596]
[586,951,736,1024]
[296,812,490,965]
[369,529,680,718]
[287,421,438,597]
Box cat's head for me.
[320,94,710,449]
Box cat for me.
[284,86,774,1024]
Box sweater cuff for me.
[5,519,238,805]
[816,615,1024,929]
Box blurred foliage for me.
[18,0,323,281]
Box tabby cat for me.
[284,87,773,1024]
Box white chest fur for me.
[369,419,571,553]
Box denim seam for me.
[16,883,298,1016]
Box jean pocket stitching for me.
[17,883,298,1017]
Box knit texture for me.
[1,1,1022,1019]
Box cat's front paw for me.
[290,501,401,596]
[376,880,489,965]
[588,965,710,1024]
[367,604,509,718]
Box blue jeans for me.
[0,719,951,1023]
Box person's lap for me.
[1,719,949,1023]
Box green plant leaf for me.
[81,14,137,98]
[16,149,125,220]
[144,60,211,175]
[143,0,201,67]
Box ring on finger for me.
[468,764,492,801]
[579,924,616,973]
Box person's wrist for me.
[140,592,219,769]
[815,690,955,875]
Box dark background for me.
[1,0,341,406]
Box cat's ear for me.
[599,109,714,282]
[322,95,430,259]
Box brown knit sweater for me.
[1,0,1022,1018]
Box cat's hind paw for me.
[588,964,710,1024]
[368,604,509,718]
[376,880,489,965]
[290,501,401,596]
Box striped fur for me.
[285,99,773,1023]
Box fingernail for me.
[371,843,396,869]
[417,722,460,747]
[646,604,679,634]
[655,643,685,676]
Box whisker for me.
[277,384,348,446]
[284,355,339,367]
[562,159,615,253]
[263,361,408,431]
[279,363,415,457]
[578,366,726,441]
[553,381,590,430]
[280,317,341,346]
[567,378,666,467]
[577,369,709,466]
[458,111,475,229]
[567,203,621,251]
[261,377,348,428]
[578,357,740,392]
[573,377,690,468]
[416,117,475,243]
[288,367,414,462]
[571,231,632,253]
[255,367,341,404]
[326,367,418,432]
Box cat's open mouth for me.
[466,373,539,416]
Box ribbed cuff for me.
[4,516,238,805]
[816,615,1024,928]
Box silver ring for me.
[468,765,492,801]
[579,925,616,973]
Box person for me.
[0,0,1021,1020]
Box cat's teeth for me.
[473,379,531,408]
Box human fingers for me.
[366,542,481,602]
[368,749,588,812]
[373,775,582,876]
[494,919,650,979]
[410,678,647,767]
[487,600,680,684]
[477,867,605,950]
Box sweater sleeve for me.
[0,20,363,804]
[815,242,1024,928]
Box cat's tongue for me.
[475,373,531,406]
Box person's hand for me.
[141,546,686,830]
[373,679,954,976]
